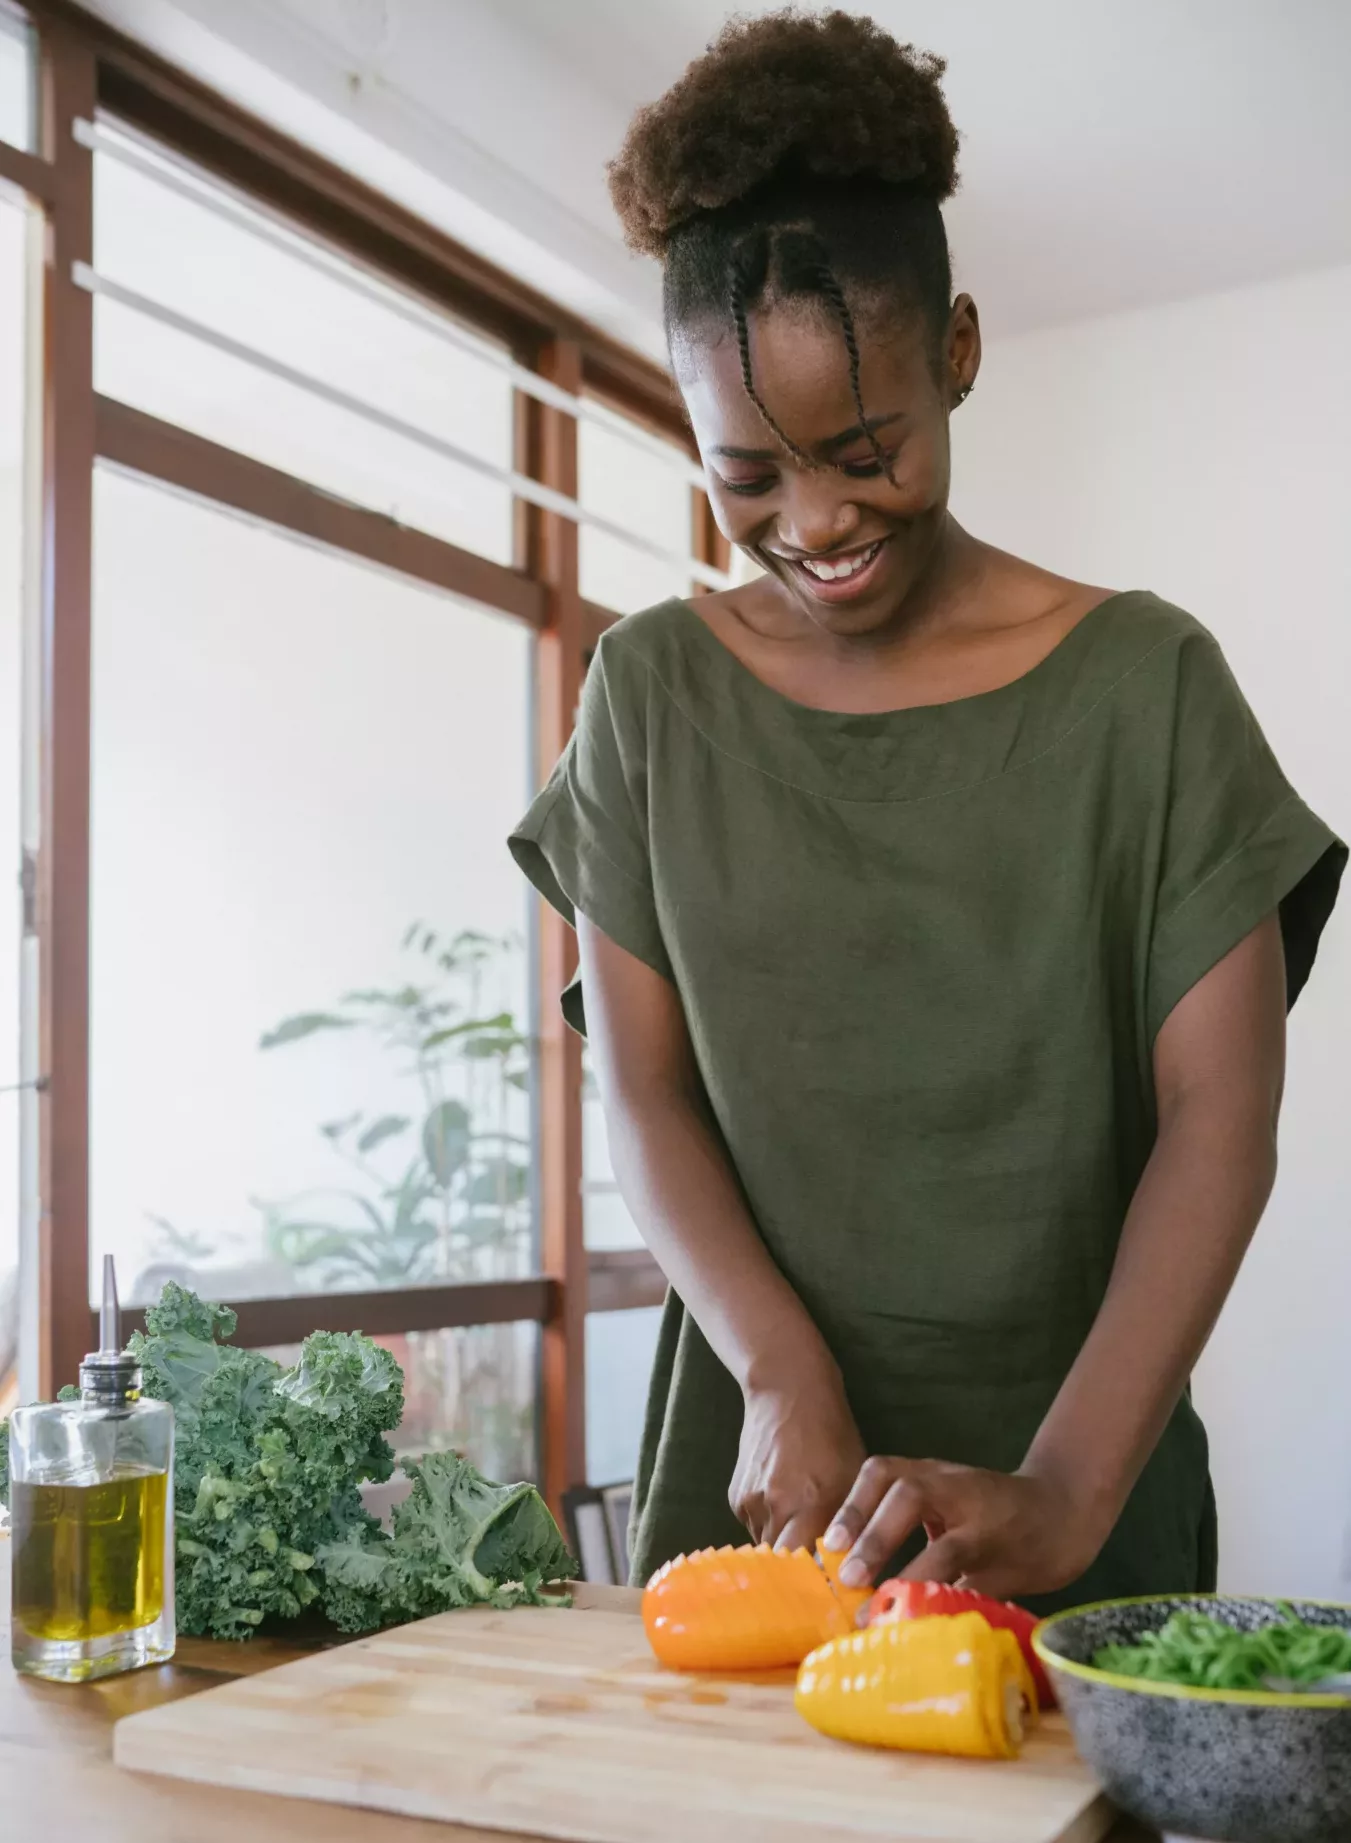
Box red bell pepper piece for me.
[866,1578,1056,1709]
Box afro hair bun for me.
[608,9,960,259]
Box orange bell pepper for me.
[796,1611,1037,1758]
[643,1543,870,1672]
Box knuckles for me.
[858,1454,901,1491]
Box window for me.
[582,1075,663,1485]
[573,396,722,1485]
[0,4,34,153]
[581,1048,662,1486]
[579,405,701,613]
[89,472,535,1309]
[92,125,515,563]
[582,1052,641,1254]
[261,1322,537,1480]
[21,12,714,1508]
[586,1306,661,1489]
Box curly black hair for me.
[608,10,961,467]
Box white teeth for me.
[801,543,879,582]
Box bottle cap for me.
[79,1254,142,1405]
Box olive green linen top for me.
[509,592,1344,1611]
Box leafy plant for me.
[144,1214,214,1264]
[255,926,533,1292]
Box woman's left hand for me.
[823,1455,1111,1601]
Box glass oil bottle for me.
[8,1257,175,1681]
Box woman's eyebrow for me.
[818,409,907,454]
[710,410,907,464]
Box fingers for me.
[734,1473,845,1552]
[826,1458,932,1588]
[774,1506,832,1554]
[734,1486,804,1550]
[840,1479,930,1586]
[731,1480,767,1545]
[760,1498,791,1549]
[822,1455,905,1551]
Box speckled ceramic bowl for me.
[1033,1596,1351,1843]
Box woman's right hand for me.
[731,1357,866,1552]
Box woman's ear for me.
[947,294,981,406]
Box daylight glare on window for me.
[0,7,34,154]
[88,470,535,1316]
[92,125,516,563]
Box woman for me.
[510,11,1344,1611]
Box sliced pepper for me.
[815,1540,872,1623]
[795,1610,1037,1758]
[867,1577,1056,1710]
[643,1543,869,1672]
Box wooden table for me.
[0,1538,1157,1842]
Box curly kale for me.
[1,1282,576,1640]
[119,1287,403,1637]
[316,1451,577,1632]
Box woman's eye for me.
[717,474,775,496]
[840,452,898,479]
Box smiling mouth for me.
[779,538,888,602]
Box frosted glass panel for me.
[582,1052,643,1252]
[94,128,514,563]
[586,1306,661,1489]
[579,412,692,614]
[89,470,534,1308]
[0,9,33,154]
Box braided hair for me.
[726,231,813,468]
[608,11,961,471]
[726,222,897,478]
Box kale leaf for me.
[316,1451,577,1631]
[123,1288,405,1637]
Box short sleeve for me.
[1146,634,1346,1040]
[509,637,673,1034]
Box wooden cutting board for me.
[114,1597,1113,1843]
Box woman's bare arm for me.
[1018,910,1286,1547]
[578,914,864,1546]
[827,913,1287,1594]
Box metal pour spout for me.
[98,1253,121,1355]
[80,1253,139,1406]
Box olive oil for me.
[12,1468,167,1640]
[8,1256,176,1681]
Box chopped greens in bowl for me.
[1095,1605,1351,1696]
[1034,1595,1351,1843]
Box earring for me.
[956,382,973,406]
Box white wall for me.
[951,262,1351,1600]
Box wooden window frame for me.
[15,0,709,1509]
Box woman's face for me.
[676,294,979,637]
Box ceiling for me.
[488,0,1351,330]
[81,0,1351,359]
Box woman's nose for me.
[775,473,861,555]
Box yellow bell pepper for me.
[795,1611,1037,1759]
